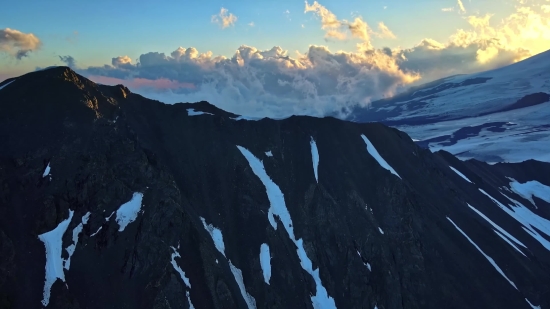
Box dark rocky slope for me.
[1,67,549,309]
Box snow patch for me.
[37,209,74,307]
[187,108,214,116]
[480,189,550,251]
[449,166,473,183]
[467,203,526,256]
[90,226,102,237]
[170,246,191,287]
[229,261,257,309]
[265,151,273,157]
[378,227,384,235]
[231,115,262,121]
[508,178,550,208]
[115,192,144,232]
[310,137,320,183]
[360,134,401,179]
[356,250,371,271]
[0,80,15,91]
[260,243,271,284]
[170,246,195,309]
[525,298,541,309]
[64,212,91,270]
[200,217,226,257]
[200,218,256,309]
[42,162,51,178]
[446,216,518,290]
[237,145,337,309]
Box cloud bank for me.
[0,28,41,59]
[79,0,550,118]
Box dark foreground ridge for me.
[1,67,550,309]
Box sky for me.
[2,0,550,117]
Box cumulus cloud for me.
[0,28,41,59]
[211,8,237,29]
[59,55,76,68]
[79,0,550,119]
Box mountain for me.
[348,50,550,163]
[1,67,550,309]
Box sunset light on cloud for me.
[1,0,550,117]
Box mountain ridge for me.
[1,67,550,309]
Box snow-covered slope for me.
[350,49,550,163]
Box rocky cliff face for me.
[1,67,549,309]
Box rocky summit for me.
[1,67,550,309]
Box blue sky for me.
[1,0,520,72]
[1,0,549,117]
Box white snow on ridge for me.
[37,209,75,307]
[200,217,226,257]
[187,108,214,116]
[200,218,256,309]
[449,166,473,183]
[479,188,550,251]
[508,178,550,208]
[260,243,271,284]
[229,261,257,309]
[265,151,273,157]
[64,212,91,270]
[310,137,320,183]
[170,246,191,287]
[467,204,526,257]
[42,162,51,178]
[231,115,262,121]
[0,80,15,91]
[170,246,195,309]
[115,192,144,232]
[360,134,401,179]
[525,298,542,309]
[400,101,550,163]
[237,145,338,309]
[378,227,384,235]
[446,216,518,290]
[355,250,371,271]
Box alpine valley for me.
[1,66,550,309]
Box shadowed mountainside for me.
[1,67,549,309]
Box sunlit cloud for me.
[457,0,466,13]
[77,0,550,119]
[0,28,42,59]
[211,8,237,29]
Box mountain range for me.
[1,66,550,309]
[349,49,550,164]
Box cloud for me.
[78,0,550,119]
[211,8,237,29]
[442,7,455,12]
[80,44,419,118]
[376,22,396,39]
[457,0,466,13]
[248,22,255,27]
[59,55,76,68]
[87,75,194,90]
[0,28,42,59]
